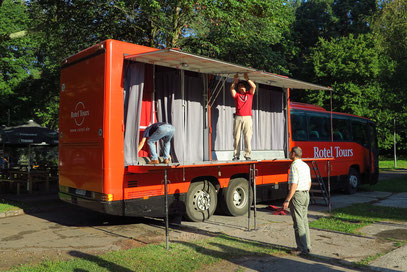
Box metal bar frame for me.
[247,163,258,231]
[164,169,169,250]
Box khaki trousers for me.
[289,191,311,252]
[233,115,252,158]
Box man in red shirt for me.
[230,73,256,160]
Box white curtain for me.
[124,62,145,166]
[211,82,285,152]
[155,68,205,163]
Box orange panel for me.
[59,51,105,192]
[103,40,158,200]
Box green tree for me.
[180,0,296,74]
[293,0,337,51]
[333,0,377,35]
[25,0,133,128]
[302,33,396,150]
[372,0,407,154]
[0,0,40,126]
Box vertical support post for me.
[7,109,10,127]
[248,164,252,231]
[253,164,257,230]
[27,144,32,193]
[394,118,397,168]
[164,168,169,250]
[180,70,185,164]
[330,89,333,142]
[327,160,331,213]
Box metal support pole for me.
[164,168,169,250]
[394,118,397,168]
[327,160,331,213]
[248,164,252,231]
[253,164,257,230]
[27,144,32,192]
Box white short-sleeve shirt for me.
[288,159,311,191]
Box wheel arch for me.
[228,174,249,187]
[190,176,220,192]
[350,164,360,173]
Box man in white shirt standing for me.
[283,146,312,255]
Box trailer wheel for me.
[223,178,252,216]
[345,168,359,194]
[185,180,217,222]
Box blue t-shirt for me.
[143,122,166,138]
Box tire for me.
[345,168,360,194]
[185,180,217,222]
[223,177,252,216]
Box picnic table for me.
[0,168,50,195]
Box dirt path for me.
[1,169,407,271]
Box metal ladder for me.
[310,161,330,207]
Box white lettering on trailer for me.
[71,101,90,127]
[334,146,353,157]
[314,146,353,158]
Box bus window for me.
[308,114,331,141]
[368,122,378,153]
[351,120,368,147]
[291,111,307,141]
[333,116,351,141]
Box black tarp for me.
[0,120,58,146]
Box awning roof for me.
[125,49,332,91]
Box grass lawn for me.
[310,203,407,234]
[7,234,286,272]
[311,172,407,235]
[359,176,407,193]
[0,199,23,213]
[379,159,407,170]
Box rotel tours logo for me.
[71,102,90,126]
[314,146,353,158]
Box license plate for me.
[75,189,86,196]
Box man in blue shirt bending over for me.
[138,122,175,164]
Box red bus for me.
[58,40,332,221]
[289,102,379,194]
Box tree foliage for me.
[0,0,40,125]
[0,0,406,154]
[371,0,407,152]
[180,0,296,74]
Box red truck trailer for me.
[58,39,332,221]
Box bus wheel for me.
[185,180,217,222]
[223,178,252,216]
[346,168,360,194]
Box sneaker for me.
[163,158,171,164]
[244,156,251,160]
[148,159,159,164]
[232,156,239,161]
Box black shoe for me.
[244,156,251,160]
[299,250,310,257]
[232,156,239,161]
[291,248,310,256]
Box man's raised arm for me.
[230,74,239,97]
[244,73,256,95]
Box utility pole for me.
[394,118,397,168]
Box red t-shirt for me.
[234,92,254,116]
